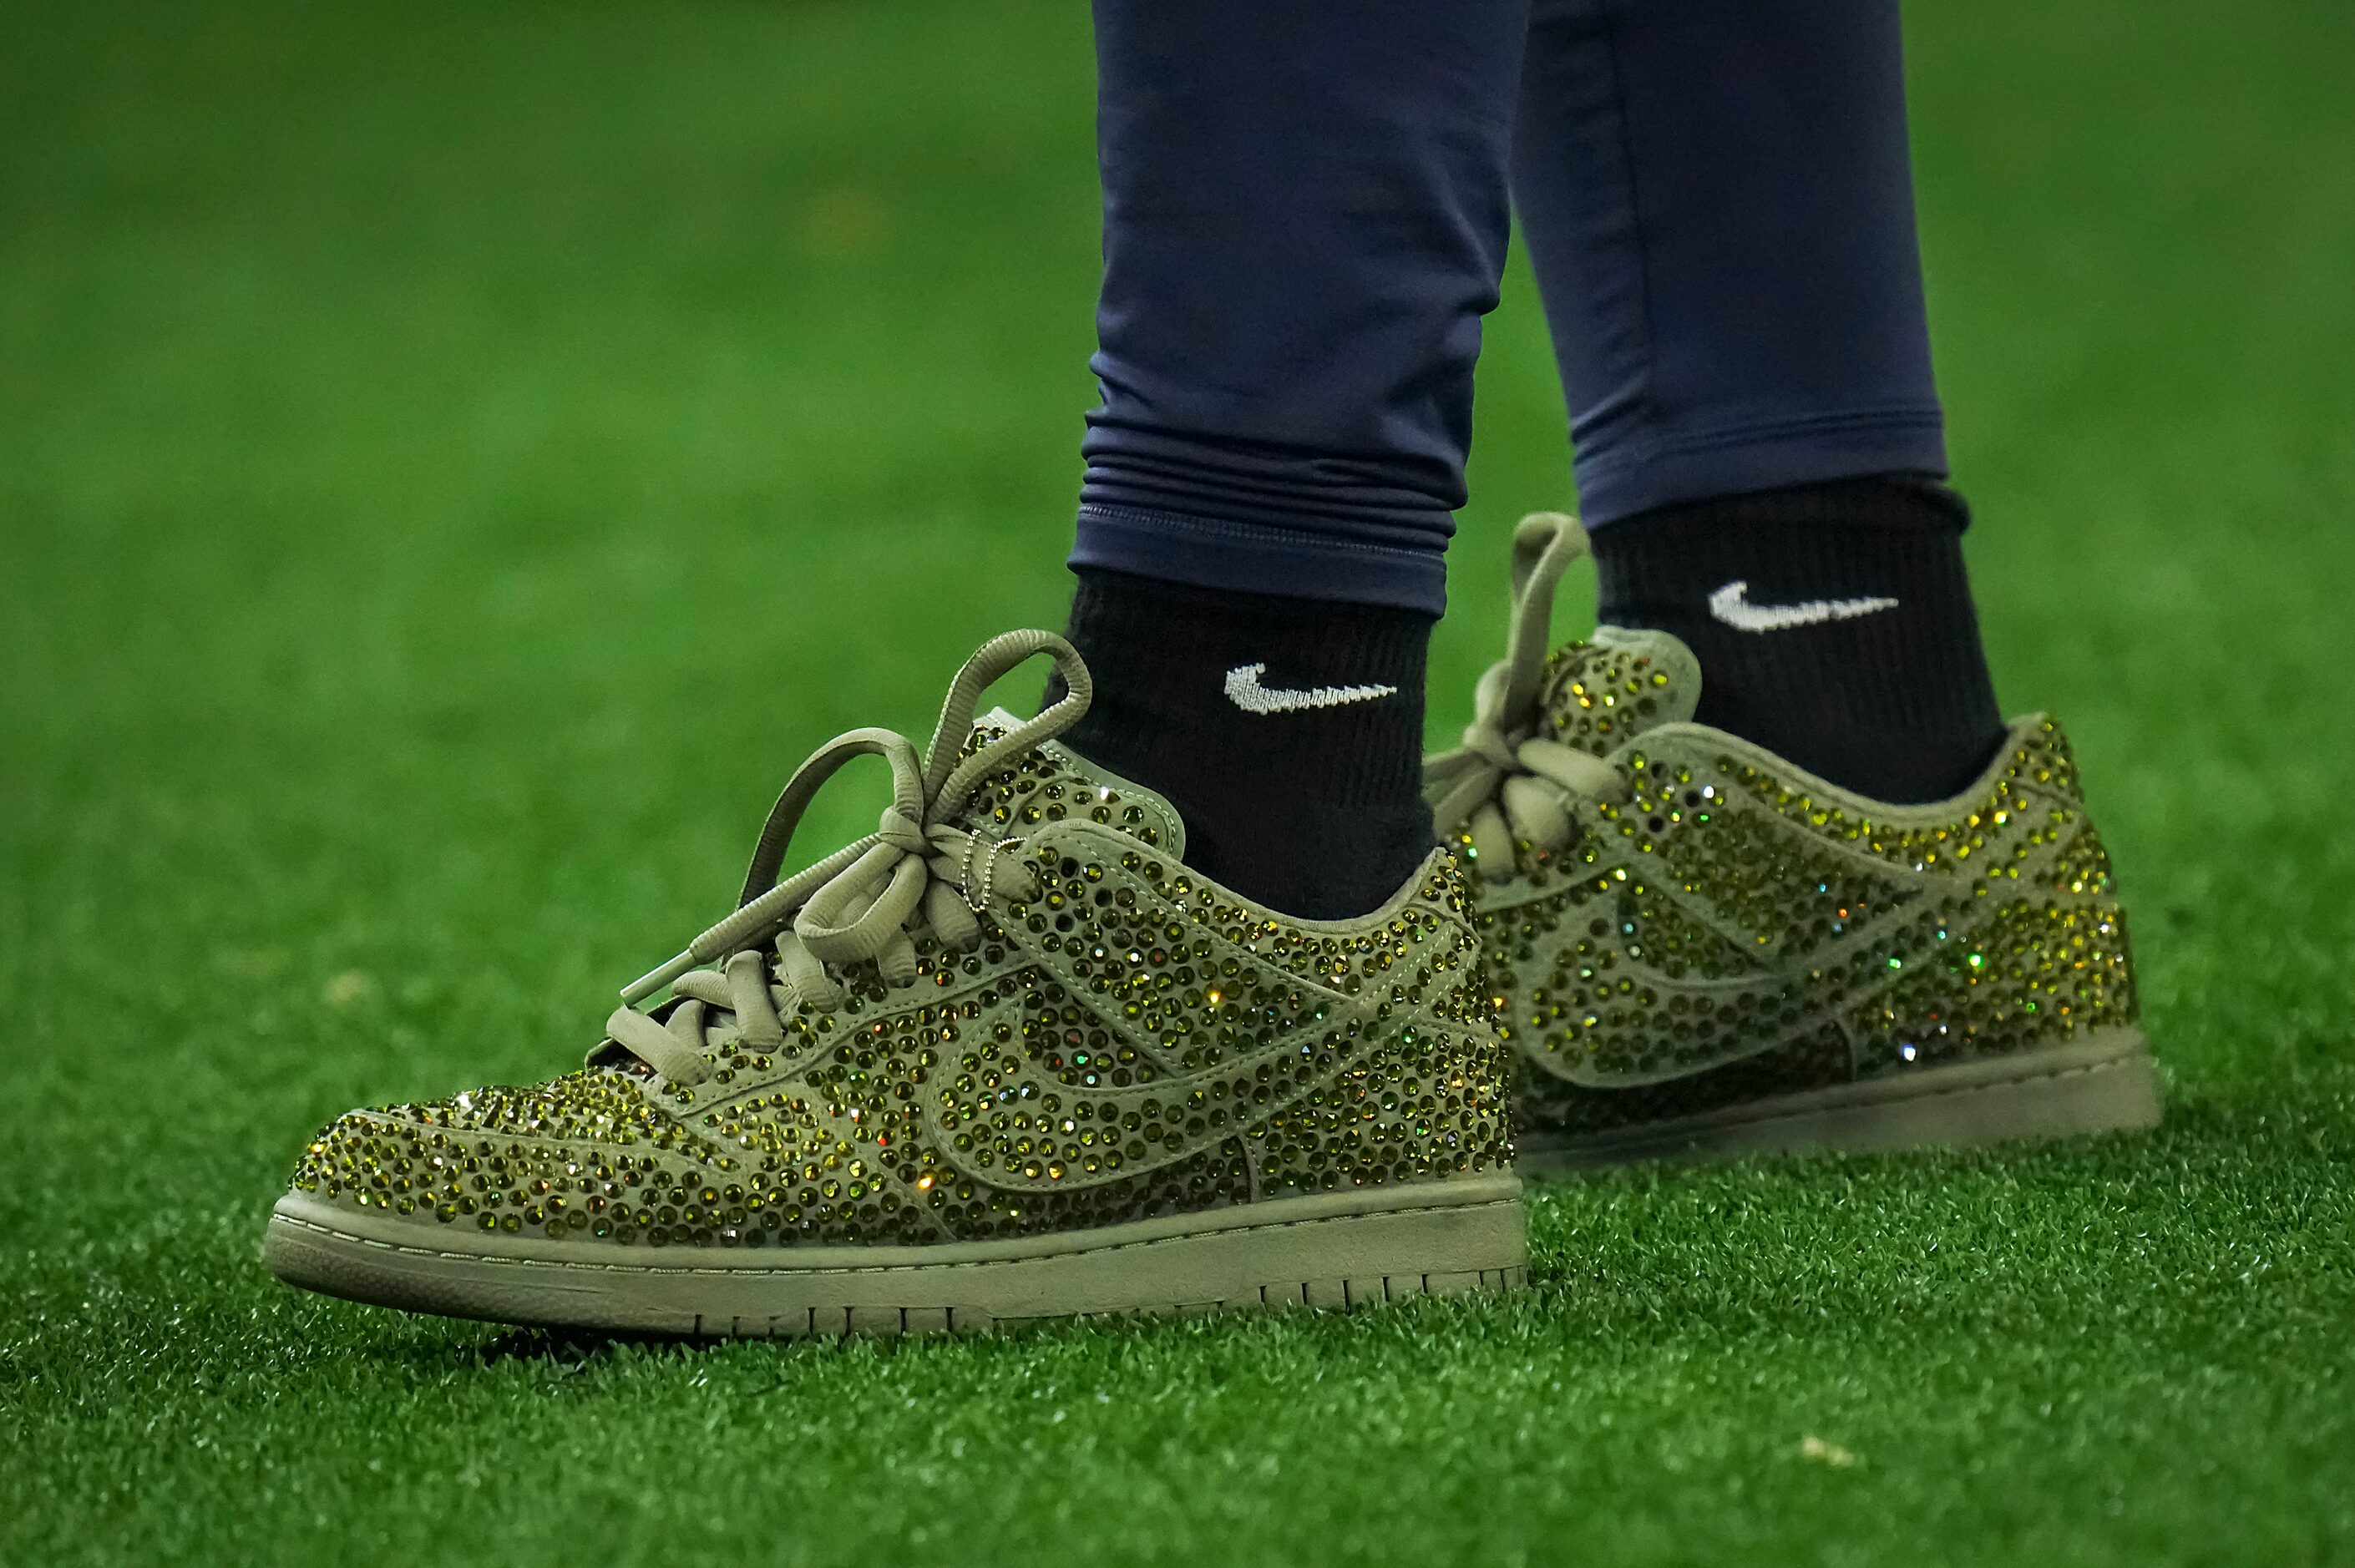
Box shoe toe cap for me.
[284,1070,690,1235]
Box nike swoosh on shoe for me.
[914,877,1384,1190]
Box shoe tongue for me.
[1532,626,1704,756]
[947,707,1189,858]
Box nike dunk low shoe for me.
[1426,514,2157,1168]
[267,630,1522,1335]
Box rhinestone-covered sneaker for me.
[1426,514,2157,1169]
[266,631,1522,1335]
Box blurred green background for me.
[4,2,2352,1564]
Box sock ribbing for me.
[1051,569,1435,918]
[1591,477,2007,803]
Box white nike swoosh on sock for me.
[1707,580,1900,633]
[1223,663,1398,715]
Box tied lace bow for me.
[1423,513,1627,879]
[600,629,1091,1085]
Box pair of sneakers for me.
[266,517,2155,1336]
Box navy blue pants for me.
[1074,0,1947,615]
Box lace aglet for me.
[620,950,698,1007]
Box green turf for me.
[5,1,2352,1562]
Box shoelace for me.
[1423,512,1628,880]
[600,629,1091,1086]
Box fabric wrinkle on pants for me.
[1074,0,1950,608]
[1512,0,1947,525]
[1076,0,1532,615]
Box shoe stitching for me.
[273,1197,1523,1281]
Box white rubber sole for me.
[1518,1029,2160,1171]
[265,1175,1527,1337]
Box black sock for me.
[1591,476,2008,804]
[1047,569,1434,920]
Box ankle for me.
[1591,476,2007,803]
[1051,569,1435,918]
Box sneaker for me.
[266,630,1523,1335]
[1426,514,2158,1169]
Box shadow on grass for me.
[1506,1091,2355,1333]
[398,1288,1538,1383]
[465,1326,680,1368]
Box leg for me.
[1061,0,1532,916]
[261,0,1539,1333]
[1512,0,2001,803]
[1513,0,1943,521]
[1428,8,2151,1165]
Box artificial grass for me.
[3,1,2352,1563]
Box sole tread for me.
[266,1179,1527,1337]
[1520,1030,2160,1171]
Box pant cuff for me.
[1070,504,1448,616]
[1575,409,1948,527]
